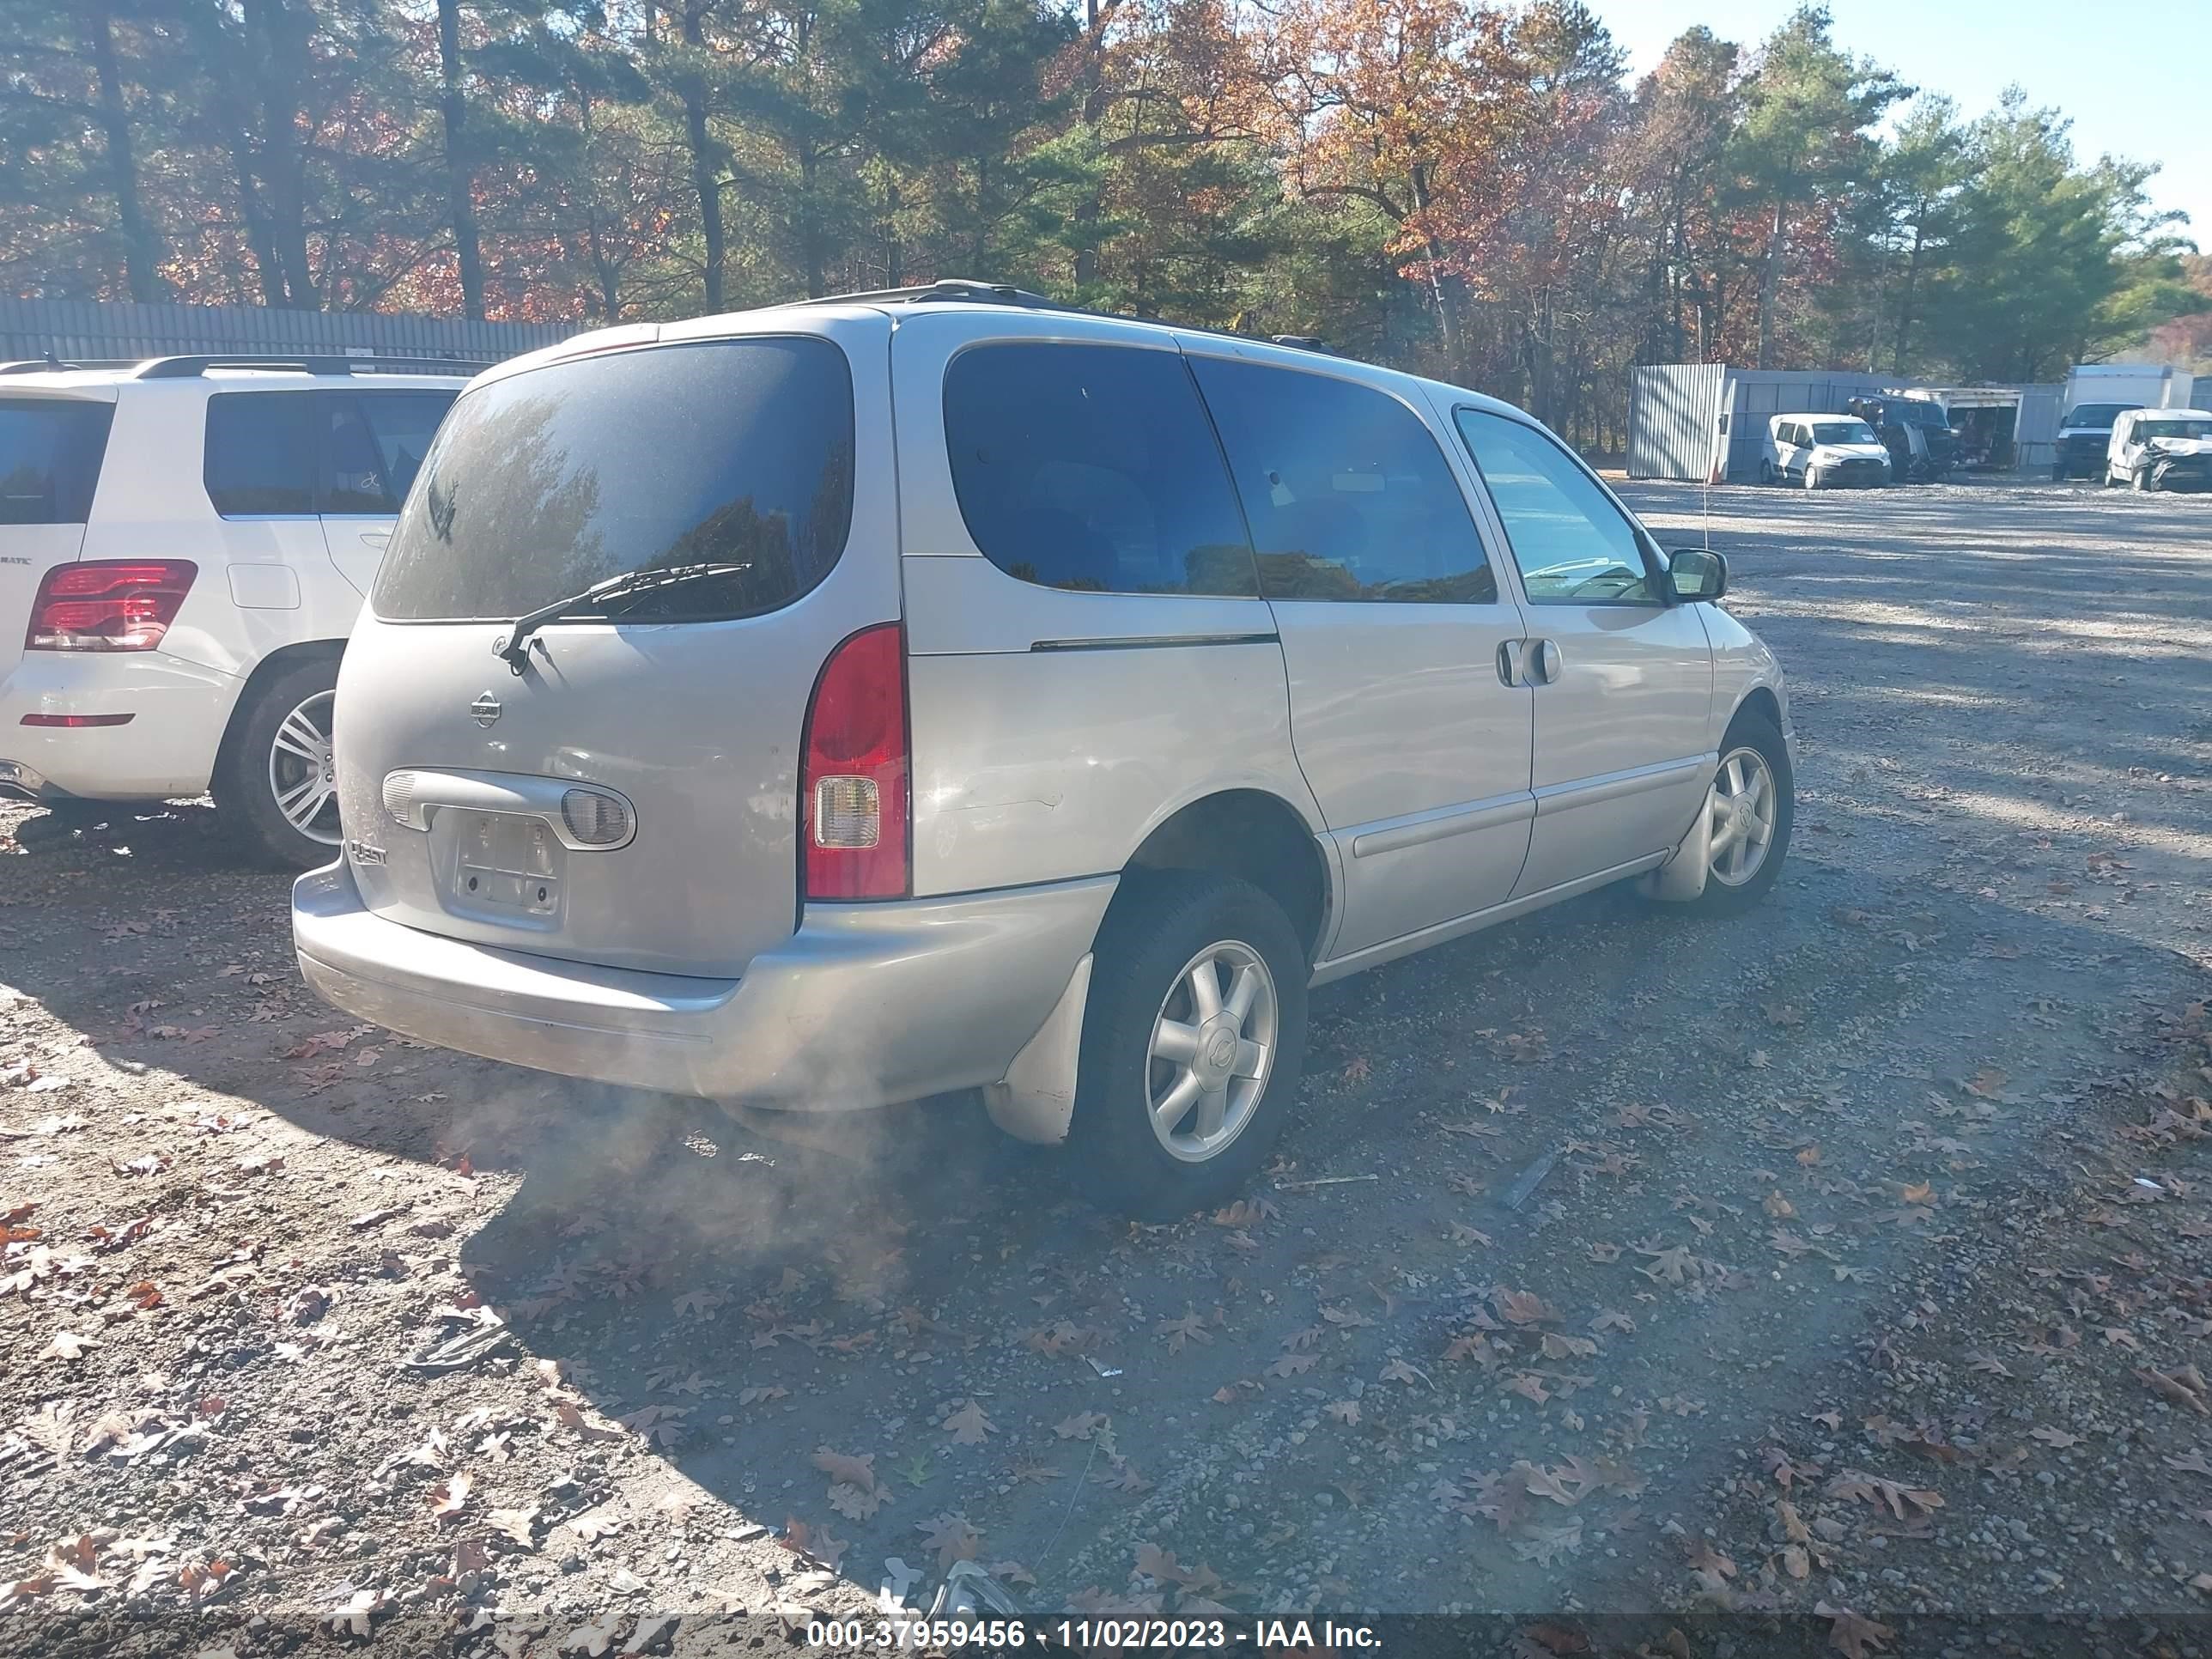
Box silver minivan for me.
[292,282,1796,1216]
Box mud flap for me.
[1639,797,1711,903]
[982,954,1091,1145]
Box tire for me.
[1759,460,1776,486]
[1676,711,1793,918]
[212,656,343,868]
[1066,871,1309,1219]
[2132,468,2153,493]
[2050,463,2063,483]
[1801,467,1818,490]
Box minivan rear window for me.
[374,337,855,623]
[0,398,114,525]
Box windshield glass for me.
[1894,401,1948,428]
[373,337,854,623]
[2141,419,2212,441]
[1811,421,1879,446]
[2064,404,2135,429]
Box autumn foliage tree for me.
[1,0,2202,441]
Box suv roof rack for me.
[133,354,492,380]
[796,277,1072,312]
[796,277,1345,358]
[0,356,146,374]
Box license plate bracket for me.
[452,811,563,915]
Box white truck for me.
[2063,363,2194,413]
[2052,365,2196,480]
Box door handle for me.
[1532,639,1564,684]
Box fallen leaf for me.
[1326,1400,1361,1426]
[489,1506,538,1549]
[1157,1310,1212,1352]
[1054,1412,1107,1441]
[1815,1601,1896,1659]
[942,1400,994,1445]
[810,1447,876,1492]
[427,1472,473,1521]
[916,1512,980,1571]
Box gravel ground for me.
[3,477,2210,1657]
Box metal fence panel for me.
[1627,363,1727,480]
[0,298,574,366]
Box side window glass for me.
[1188,356,1495,604]
[324,398,390,513]
[1454,408,1657,606]
[356,392,455,507]
[941,342,1257,596]
[204,392,316,516]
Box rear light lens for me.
[561,787,633,847]
[800,623,908,900]
[26,561,197,653]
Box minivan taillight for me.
[800,623,909,900]
[26,561,197,653]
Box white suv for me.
[1,356,471,863]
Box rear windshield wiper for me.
[494,562,752,674]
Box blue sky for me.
[1595,0,2205,248]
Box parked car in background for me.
[1843,393,1959,483]
[291,282,1796,1218]
[2054,401,2142,480]
[0,356,471,864]
[1762,414,1892,488]
[2106,408,2212,493]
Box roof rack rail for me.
[796,277,1073,312]
[0,356,146,375]
[795,277,1353,363]
[133,354,493,380]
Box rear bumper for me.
[293,860,1119,1109]
[0,652,239,802]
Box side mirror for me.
[1665,547,1728,603]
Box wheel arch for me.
[1730,684,1783,737]
[1123,787,1332,963]
[211,638,346,782]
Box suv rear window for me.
[374,337,854,622]
[0,398,114,525]
[206,392,316,515]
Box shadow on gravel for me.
[383,836,2198,1613]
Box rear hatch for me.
[1,389,118,686]
[333,313,898,978]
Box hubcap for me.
[269,690,340,843]
[1704,745,1777,888]
[1146,940,1277,1164]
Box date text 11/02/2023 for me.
[803,1618,1382,1650]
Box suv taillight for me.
[800,623,909,900]
[26,561,197,653]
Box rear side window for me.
[0,398,115,525]
[205,392,315,515]
[941,343,1257,596]
[325,392,456,513]
[375,338,854,622]
[1188,356,1494,604]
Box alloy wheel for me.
[1146,940,1277,1163]
[1704,745,1777,888]
[268,690,341,844]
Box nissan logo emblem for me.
[471,693,502,728]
